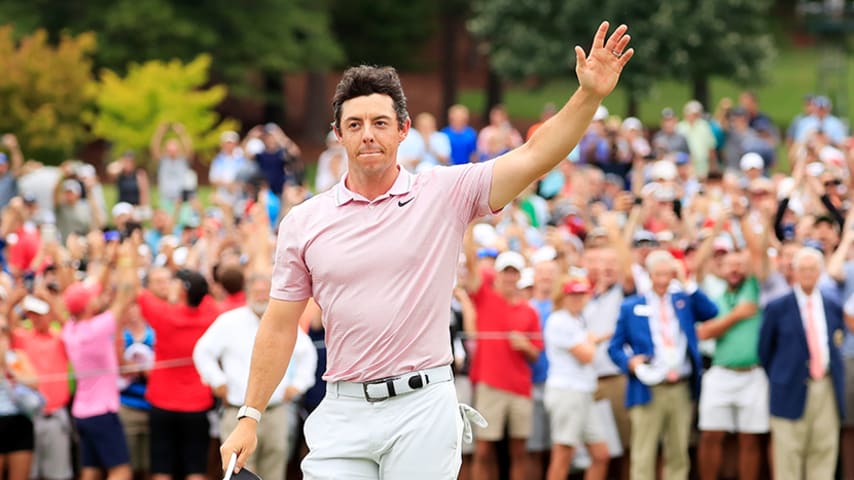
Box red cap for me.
[62,281,102,317]
[563,277,592,295]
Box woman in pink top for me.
[61,243,138,480]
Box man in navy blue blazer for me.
[608,250,718,480]
[759,247,845,480]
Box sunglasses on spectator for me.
[824,179,843,187]
[750,190,771,196]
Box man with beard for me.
[695,251,767,480]
[193,271,316,480]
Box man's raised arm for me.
[488,22,633,211]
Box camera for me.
[181,189,195,202]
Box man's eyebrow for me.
[342,114,393,123]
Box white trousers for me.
[301,380,463,479]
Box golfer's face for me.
[338,94,408,177]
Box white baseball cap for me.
[111,202,134,219]
[23,295,50,315]
[495,251,526,272]
[220,130,240,143]
[472,223,499,247]
[650,160,677,181]
[593,106,609,122]
[622,116,643,131]
[530,246,557,265]
[516,268,535,289]
[739,152,764,171]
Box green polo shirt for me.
[712,275,762,368]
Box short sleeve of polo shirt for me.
[270,209,312,302]
[545,310,586,351]
[439,160,496,224]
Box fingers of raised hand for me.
[605,24,628,48]
[593,21,610,49]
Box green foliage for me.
[0,0,343,97]
[665,0,776,85]
[330,0,437,69]
[91,54,239,165]
[0,26,97,163]
[468,0,775,100]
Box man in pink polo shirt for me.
[221,21,634,479]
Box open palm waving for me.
[575,22,634,99]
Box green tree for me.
[91,54,239,165]
[667,0,775,107]
[0,26,97,163]
[468,0,774,113]
[0,0,343,122]
[330,0,437,69]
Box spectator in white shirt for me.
[544,274,611,480]
[193,271,316,480]
[314,131,348,193]
[397,112,452,173]
[209,131,251,208]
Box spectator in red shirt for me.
[11,288,74,480]
[1,197,40,276]
[465,228,543,480]
[137,269,219,480]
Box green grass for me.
[460,46,854,130]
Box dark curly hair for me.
[331,65,409,132]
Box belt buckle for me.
[362,376,398,403]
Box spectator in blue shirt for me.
[442,105,478,165]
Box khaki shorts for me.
[31,408,74,480]
[119,405,151,471]
[545,386,606,447]
[594,374,631,448]
[474,383,532,441]
[699,366,769,433]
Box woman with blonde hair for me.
[544,273,612,480]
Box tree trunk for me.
[691,74,709,110]
[263,70,286,126]
[303,71,329,143]
[484,67,503,125]
[440,13,460,121]
[626,91,639,118]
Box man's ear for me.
[398,117,412,143]
[332,125,343,142]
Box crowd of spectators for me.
[0,90,852,480]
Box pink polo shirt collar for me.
[335,166,414,206]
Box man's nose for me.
[361,125,376,143]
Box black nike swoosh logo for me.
[398,198,414,207]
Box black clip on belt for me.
[362,372,429,403]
